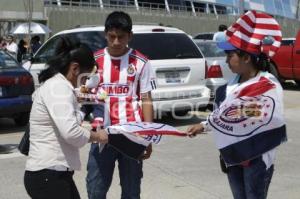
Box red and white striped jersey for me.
[94,48,156,127]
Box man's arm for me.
[140,91,153,160]
[141,91,153,122]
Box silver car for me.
[194,40,235,105]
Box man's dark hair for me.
[105,11,132,33]
[218,24,228,31]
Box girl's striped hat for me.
[218,10,282,57]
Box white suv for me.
[25,25,210,116]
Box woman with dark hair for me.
[24,36,108,199]
[186,11,287,199]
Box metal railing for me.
[44,0,237,17]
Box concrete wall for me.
[46,6,300,38]
[0,0,45,20]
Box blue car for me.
[0,50,34,126]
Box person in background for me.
[213,24,227,42]
[17,39,28,63]
[186,11,287,199]
[5,34,18,59]
[86,11,156,199]
[0,36,6,49]
[24,35,109,199]
[31,35,42,54]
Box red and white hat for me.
[218,10,282,57]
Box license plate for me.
[165,72,180,83]
[0,87,2,97]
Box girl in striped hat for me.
[186,10,287,199]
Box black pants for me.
[24,169,80,199]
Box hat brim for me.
[217,41,237,51]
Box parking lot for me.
[0,82,299,199]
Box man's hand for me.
[141,144,152,160]
[186,123,205,137]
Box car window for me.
[0,50,19,68]
[34,31,106,63]
[194,34,214,40]
[195,42,226,57]
[281,39,295,46]
[130,33,203,60]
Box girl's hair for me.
[38,36,95,83]
[227,49,270,72]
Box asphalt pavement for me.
[0,83,300,199]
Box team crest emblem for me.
[127,64,136,77]
[208,95,275,137]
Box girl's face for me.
[225,51,246,75]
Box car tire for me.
[296,81,300,87]
[14,113,30,126]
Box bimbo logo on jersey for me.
[101,83,131,96]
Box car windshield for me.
[0,50,19,69]
[67,31,107,52]
[195,42,225,57]
[129,33,203,60]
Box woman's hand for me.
[90,129,108,144]
[186,123,205,137]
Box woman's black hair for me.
[227,49,270,72]
[104,11,132,33]
[38,35,95,83]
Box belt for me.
[47,165,73,172]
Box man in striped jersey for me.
[86,11,156,199]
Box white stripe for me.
[272,41,281,47]
[118,97,127,124]
[104,96,111,127]
[238,19,282,36]
[233,31,261,45]
[246,10,256,23]
[118,53,129,123]
[256,18,279,25]
[103,51,112,127]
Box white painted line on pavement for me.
[0,152,24,160]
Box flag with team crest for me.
[106,122,186,160]
[208,72,287,166]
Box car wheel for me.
[296,81,300,87]
[14,113,30,126]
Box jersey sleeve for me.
[139,61,156,93]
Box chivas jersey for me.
[94,48,156,127]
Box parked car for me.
[0,50,34,126]
[23,25,210,117]
[262,34,300,85]
[193,40,235,106]
[193,32,215,40]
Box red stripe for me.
[126,97,136,122]
[110,97,120,125]
[110,59,121,83]
[237,77,276,98]
[135,130,187,137]
[109,59,121,124]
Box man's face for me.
[105,28,132,57]
[6,36,13,44]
